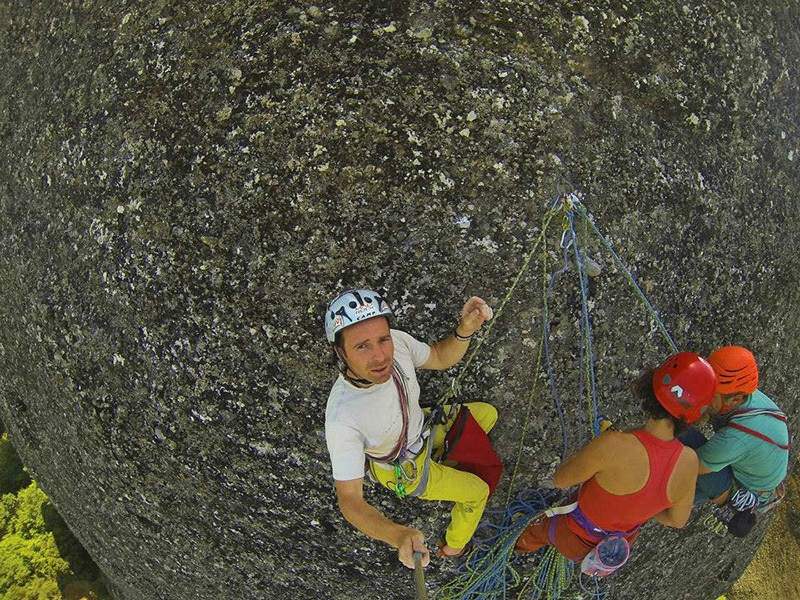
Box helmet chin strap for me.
[344,371,374,388]
[334,347,374,388]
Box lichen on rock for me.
[0,2,798,599]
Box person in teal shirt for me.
[684,346,789,508]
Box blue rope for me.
[434,489,562,599]
[542,198,602,456]
[570,200,679,353]
[543,234,573,459]
[569,212,589,447]
[578,573,610,600]
[566,209,600,438]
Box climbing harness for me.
[366,361,435,500]
[566,503,641,544]
[370,362,501,500]
[536,500,636,577]
[436,190,681,600]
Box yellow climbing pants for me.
[370,402,498,550]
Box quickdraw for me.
[390,459,418,500]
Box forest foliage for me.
[0,425,109,600]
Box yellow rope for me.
[502,215,555,506]
[436,208,558,408]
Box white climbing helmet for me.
[324,288,393,343]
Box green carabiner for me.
[393,464,408,499]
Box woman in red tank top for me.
[516,353,716,561]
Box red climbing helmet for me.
[707,346,759,395]
[652,352,717,423]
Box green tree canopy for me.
[0,484,71,597]
[0,426,108,599]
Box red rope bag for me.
[440,405,504,496]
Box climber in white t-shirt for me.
[323,288,497,569]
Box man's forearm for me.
[339,495,411,548]
[423,297,493,370]
[428,334,471,370]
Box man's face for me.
[710,390,744,415]
[339,316,394,385]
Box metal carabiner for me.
[397,457,419,482]
[391,458,418,500]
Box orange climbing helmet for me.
[707,346,759,395]
[652,352,717,423]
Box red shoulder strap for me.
[726,422,790,450]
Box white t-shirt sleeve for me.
[391,329,431,368]
[325,421,367,481]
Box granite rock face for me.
[0,2,798,599]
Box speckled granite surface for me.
[0,2,798,599]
